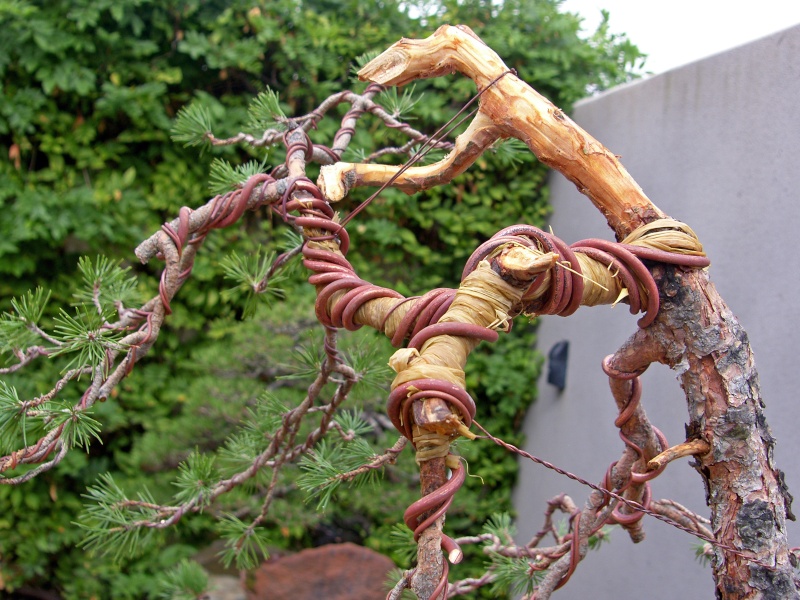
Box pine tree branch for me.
[387,569,414,600]
[446,571,496,596]
[27,323,62,347]
[0,346,52,374]
[333,436,407,483]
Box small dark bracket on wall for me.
[547,340,569,392]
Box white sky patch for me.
[560,0,800,74]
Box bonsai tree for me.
[1,11,793,600]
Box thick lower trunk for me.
[651,265,796,599]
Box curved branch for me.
[320,111,499,201]
[319,25,664,239]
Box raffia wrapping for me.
[319,219,707,340]
[386,261,526,460]
[389,261,524,390]
[412,426,453,462]
[622,218,707,256]
[526,219,708,312]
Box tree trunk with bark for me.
[321,25,797,599]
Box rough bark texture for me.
[651,266,796,599]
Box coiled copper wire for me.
[152,120,709,598]
[464,224,709,327]
[600,357,668,529]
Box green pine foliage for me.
[219,247,288,318]
[77,473,162,561]
[155,560,209,600]
[489,553,543,597]
[207,157,271,195]
[73,256,140,310]
[0,288,51,359]
[51,305,124,373]
[170,103,214,148]
[172,449,217,508]
[0,0,643,597]
[378,84,426,121]
[216,514,272,570]
[0,381,27,451]
[298,432,382,511]
[246,88,287,132]
[217,394,287,485]
[50,403,104,451]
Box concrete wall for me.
[512,25,800,598]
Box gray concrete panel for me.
[512,24,800,599]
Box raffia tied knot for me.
[622,218,708,259]
[412,426,453,463]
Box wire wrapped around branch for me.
[600,355,668,540]
[281,117,712,599]
[463,220,709,328]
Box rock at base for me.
[247,542,395,599]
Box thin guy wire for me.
[472,420,777,571]
[339,70,516,227]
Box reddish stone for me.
[247,543,395,600]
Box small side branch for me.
[648,438,711,471]
[319,111,499,201]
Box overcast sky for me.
[560,0,800,74]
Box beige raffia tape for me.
[412,426,453,462]
[389,345,467,388]
[385,254,539,459]
[440,260,523,329]
[389,261,524,393]
[388,347,419,374]
[341,220,705,339]
[526,218,707,313]
[391,362,466,389]
[576,253,624,307]
[622,218,707,256]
